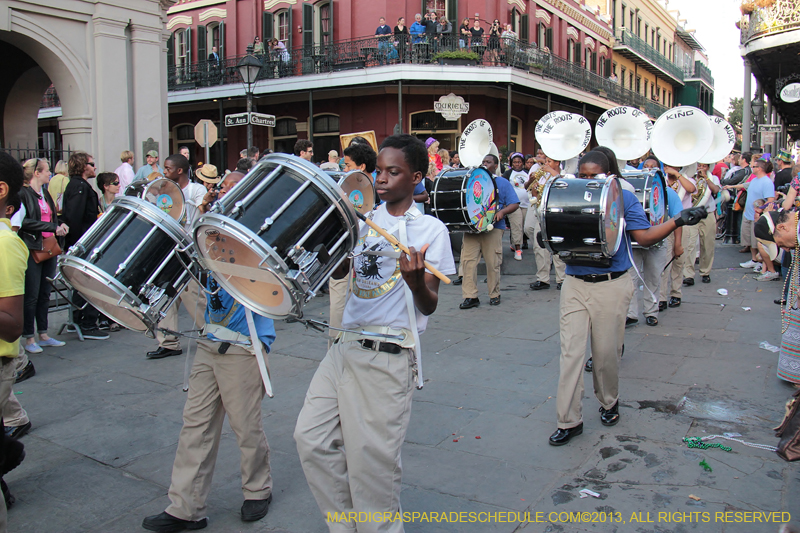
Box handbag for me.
[736,190,747,209]
[31,235,62,264]
[775,388,800,461]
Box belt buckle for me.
[361,339,377,350]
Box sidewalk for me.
[5,242,799,533]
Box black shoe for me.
[702,275,711,284]
[146,347,183,360]
[659,301,668,312]
[459,298,480,309]
[241,494,272,522]
[645,316,658,326]
[776,299,787,305]
[82,328,109,340]
[142,512,207,532]
[683,278,695,286]
[530,281,550,291]
[489,296,501,306]
[557,282,562,290]
[4,421,31,440]
[584,357,593,373]
[1,478,14,509]
[625,317,638,327]
[483,278,487,283]
[521,243,529,250]
[15,361,35,383]
[668,297,681,308]
[452,276,463,286]
[0,438,25,476]
[98,320,111,331]
[548,423,583,446]
[600,401,620,426]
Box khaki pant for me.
[557,273,631,428]
[295,340,415,533]
[156,281,207,350]
[683,214,716,278]
[740,217,755,248]
[328,277,349,347]
[659,233,684,300]
[628,244,668,319]
[523,208,565,284]
[461,228,503,299]
[507,207,527,247]
[0,358,19,532]
[165,340,271,521]
[2,353,28,428]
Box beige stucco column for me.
[130,23,169,166]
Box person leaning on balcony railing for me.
[375,17,392,64]
[458,18,470,49]
[437,17,453,49]
[409,13,426,45]
[253,36,265,56]
[502,23,518,65]
[394,17,409,61]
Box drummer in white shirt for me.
[682,163,720,285]
[504,153,530,260]
[145,154,207,360]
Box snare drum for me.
[58,197,199,332]
[430,168,498,233]
[323,170,376,215]
[621,170,667,249]
[540,176,624,267]
[193,154,360,320]
[125,177,187,224]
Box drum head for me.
[648,174,667,226]
[465,168,497,232]
[195,222,296,318]
[601,178,623,257]
[143,178,186,223]
[338,171,375,215]
[60,260,149,332]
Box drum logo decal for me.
[205,229,220,237]
[156,194,174,214]
[609,201,619,230]
[471,181,483,203]
[352,229,401,299]
[650,185,664,225]
[349,190,364,209]
[584,191,592,202]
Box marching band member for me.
[550,151,706,446]
[682,163,720,285]
[504,153,530,260]
[659,164,696,309]
[459,154,519,308]
[524,155,565,290]
[142,172,277,533]
[294,134,455,532]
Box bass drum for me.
[193,154,360,320]
[125,177,187,224]
[540,176,624,267]
[430,168,498,233]
[58,197,198,333]
[323,170,376,215]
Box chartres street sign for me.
[250,112,276,127]
[225,112,276,127]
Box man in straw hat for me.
[196,163,221,189]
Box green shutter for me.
[197,25,206,62]
[288,7,293,50]
[167,33,174,67]
[185,27,192,64]
[303,3,313,50]
[263,11,273,40]
[328,0,334,45]
[447,0,458,24]
[545,27,553,50]
[520,14,529,43]
[219,21,225,59]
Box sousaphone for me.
[595,106,653,165]
[651,106,713,168]
[459,119,493,168]
[534,112,592,164]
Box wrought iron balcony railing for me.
[168,34,667,117]
[613,28,684,83]
[740,0,800,45]
[684,60,714,87]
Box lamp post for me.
[237,50,263,152]
[750,96,764,151]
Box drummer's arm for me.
[496,202,519,219]
[413,191,429,203]
[629,219,679,248]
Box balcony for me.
[612,28,684,85]
[167,35,667,118]
[684,60,714,88]
[740,0,800,45]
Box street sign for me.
[249,112,276,127]
[194,119,218,147]
[758,124,782,133]
[225,113,249,127]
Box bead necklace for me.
[781,212,800,333]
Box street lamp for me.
[237,51,263,152]
[750,96,764,150]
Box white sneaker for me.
[755,271,780,282]
[514,250,522,261]
[753,263,763,273]
[24,342,43,354]
[38,337,65,347]
[740,260,758,268]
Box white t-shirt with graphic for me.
[182,181,207,229]
[342,204,456,334]
[508,170,531,208]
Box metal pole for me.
[398,79,403,133]
[742,59,752,152]
[204,122,211,169]
[507,84,512,154]
[308,91,314,151]
[246,88,253,152]
[219,98,225,168]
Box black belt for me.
[569,271,626,283]
[359,339,403,354]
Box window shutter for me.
[185,27,192,64]
[263,11,273,40]
[288,8,293,50]
[447,0,458,25]
[545,27,553,50]
[303,3,313,49]
[605,58,612,77]
[328,0,334,45]
[197,25,206,62]
[218,21,225,59]
[520,14,529,43]
[167,33,175,67]
[421,0,426,16]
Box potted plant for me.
[528,62,546,74]
[740,1,755,15]
[433,50,480,66]
[755,0,774,7]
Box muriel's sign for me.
[434,93,469,121]
[780,83,800,104]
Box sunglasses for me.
[87,162,95,167]
[112,181,120,186]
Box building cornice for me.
[167,14,192,29]
[167,0,226,15]
[536,0,612,42]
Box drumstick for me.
[354,211,451,284]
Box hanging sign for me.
[434,93,470,121]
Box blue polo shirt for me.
[666,187,683,218]
[205,276,276,348]
[566,189,650,276]
[493,176,520,230]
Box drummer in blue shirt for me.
[459,153,519,309]
[549,150,707,447]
